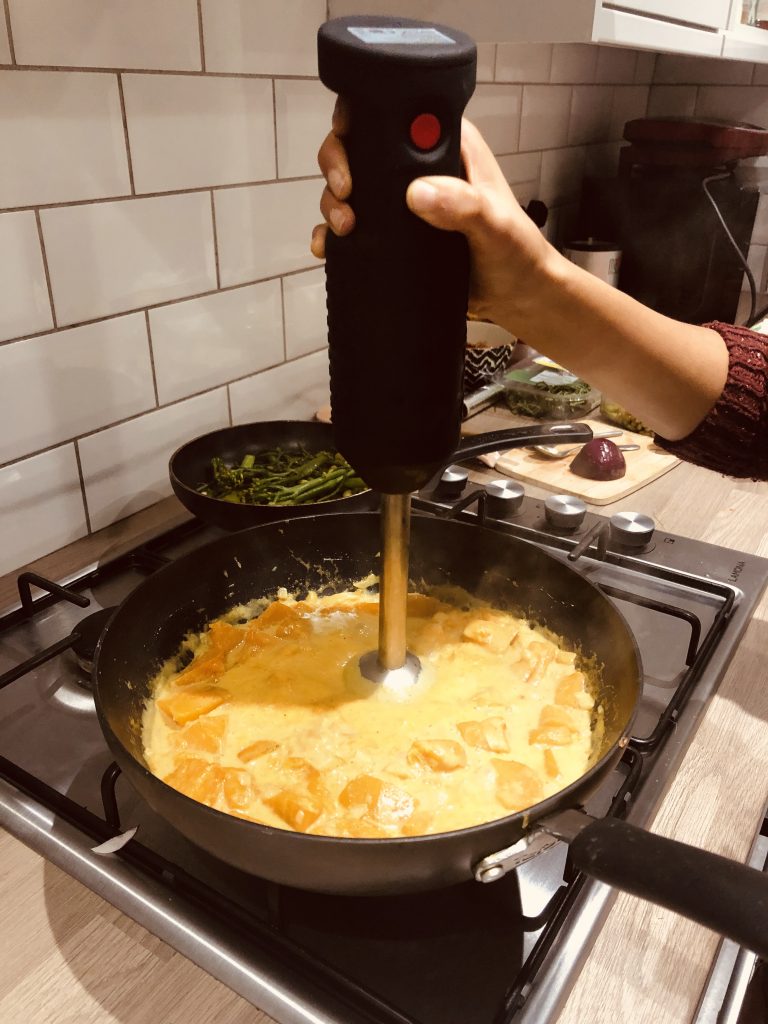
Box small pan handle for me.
[452,423,593,463]
[561,816,768,960]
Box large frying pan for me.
[93,514,768,959]
[169,420,594,531]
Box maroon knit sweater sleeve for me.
[654,321,768,480]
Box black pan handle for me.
[451,423,593,464]
[567,817,768,960]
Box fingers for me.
[406,175,487,240]
[317,129,352,200]
[310,223,327,260]
[320,184,355,235]
[332,96,349,136]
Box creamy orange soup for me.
[142,584,595,838]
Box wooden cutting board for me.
[487,419,680,505]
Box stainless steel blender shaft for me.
[358,493,421,685]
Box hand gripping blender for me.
[318,16,477,684]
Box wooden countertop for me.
[2,409,768,1024]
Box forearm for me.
[494,251,730,441]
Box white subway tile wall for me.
[41,192,217,324]
[0,70,130,207]
[149,281,284,405]
[79,388,229,531]
[122,74,275,193]
[1,9,765,573]
[214,179,320,286]
[283,268,328,360]
[7,0,202,71]
[0,12,10,64]
[0,211,53,341]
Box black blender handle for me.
[452,423,594,463]
[569,817,768,960]
[318,17,478,495]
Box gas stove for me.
[1,477,767,1024]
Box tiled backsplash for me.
[2,1,768,576]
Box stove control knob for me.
[485,479,524,518]
[609,511,655,548]
[436,464,468,499]
[545,494,587,531]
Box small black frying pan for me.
[169,420,595,531]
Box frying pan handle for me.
[451,423,593,463]
[564,816,768,960]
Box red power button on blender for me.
[409,113,441,150]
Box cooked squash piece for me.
[238,739,279,763]
[164,758,222,805]
[462,612,519,653]
[407,739,467,772]
[529,704,580,746]
[543,748,560,779]
[492,759,543,811]
[265,789,323,832]
[172,654,226,687]
[207,620,245,655]
[157,685,229,725]
[457,716,510,753]
[173,715,227,753]
[524,641,556,685]
[339,775,415,823]
[221,768,254,810]
[555,672,594,710]
[283,757,322,792]
[406,594,445,618]
[248,601,310,639]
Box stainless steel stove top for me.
[1,483,767,1024]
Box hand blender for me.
[318,16,477,685]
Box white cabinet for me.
[328,0,755,60]
[612,0,731,31]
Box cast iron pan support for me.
[475,808,768,961]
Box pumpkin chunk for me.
[457,717,510,753]
[173,715,227,753]
[407,739,467,772]
[265,789,323,832]
[406,593,445,618]
[555,672,594,710]
[543,748,560,780]
[247,601,310,639]
[339,775,415,823]
[462,611,519,653]
[164,759,254,812]
[492,759,544,811]
[238,739,279,763]
[157,685,229,725]
[529,705,581,746]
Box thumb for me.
[406,176,485,239]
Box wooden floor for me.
[0,830,270,1024]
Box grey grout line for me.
[0,348,326,473]
[209,190,221,290]
[33,209,57,329]
[0,62,320,80]
[196,0,206,72]
[144,309,160,407]
[72,440,93,535]
[279,276,288,362]
[0,263,323,349]
[2,0,14,64]
[271,78,280,180]
[116,73,137,195]
[0,172,324,215]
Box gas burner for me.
[70,607,116,678]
